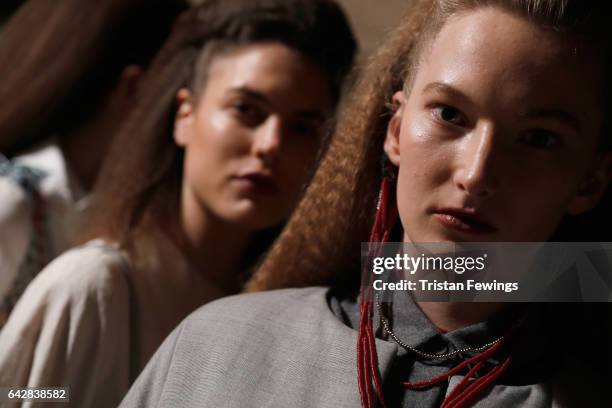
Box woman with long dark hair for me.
[0,1,356,406]
[121,0,612,406]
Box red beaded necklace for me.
[357,174,512,408]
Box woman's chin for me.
[220,204,284,232]
[406,226,502,244]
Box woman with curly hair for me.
[121,0,612,407]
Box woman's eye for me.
[522,129,560,149]
[432,104,466,126]
[230,101,264,124]
[231,101,254,115]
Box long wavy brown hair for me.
[246,0,612,292]
[80,0,357,265]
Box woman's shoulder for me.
[187,286,331,323]
[25,239,131,302]
[175,286,353,346]
[0,240,134,407]
[120,287,363,408]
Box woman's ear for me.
[567,152,612,215]
[96,65,144,119]
[174,88,195,147]
[383,91,406,166]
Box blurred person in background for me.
[0,0,186,325]
[0,0,357,406]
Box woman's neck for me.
[401,234,506,331]
[174,185,253,294]
[416,301,506,332]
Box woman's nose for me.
[452,123,500,198]
[252,117,282,166]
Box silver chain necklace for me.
[374,292,505,360]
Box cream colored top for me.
[0,140,86,310]
[0,231,225,408]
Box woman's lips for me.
[232,173,279,195]
[432,209,498,235]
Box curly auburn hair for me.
[246,0,612,292]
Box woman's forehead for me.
[199,43,333,113]
[408,7,605,130]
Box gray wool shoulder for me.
[120,287,398,408]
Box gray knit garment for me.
[120,287,609,407]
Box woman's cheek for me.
[400,113,448,158]
[400,124,453,177]
[208,120,251,159]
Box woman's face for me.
[175,42,332,231]
[385,7,611,242]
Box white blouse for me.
[0,230,225,408]
[0,140,86,323]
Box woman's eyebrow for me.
[230,86,269,104]
[422,82,583,132]
[230,86,326,119]
[422,82,474,107]
[522,109,582,132]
